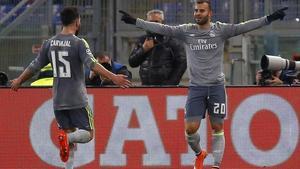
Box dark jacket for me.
[129,34,186,85]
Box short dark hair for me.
[195,0,212,10]
[60,7,80,26]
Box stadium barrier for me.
[0,87,299,169]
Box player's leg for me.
[68,105,94,144]
[207,85,227,169]
[185,120,201,154]
[185,86,208,169]
[64,129,76,169]
[54,110,74,163]
[185,120,208,169]
[55,106,94,159]
[65,140,77,169]
[58,105,94,169]
[209,117,224,169]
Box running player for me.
[11,7,131,169]
[119,1,287,168]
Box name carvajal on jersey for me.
[189,39,217,51]
[50,40,71,47]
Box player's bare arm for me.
[10,69,34,91]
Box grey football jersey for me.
[27,34,97,110]
[136,17,269,86]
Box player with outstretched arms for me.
[120,0,287,168]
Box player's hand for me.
[111,74,132,88]
[119,10,137,25]
[267,7,288,23]
[10,78,22,91]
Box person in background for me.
[256,54,300,86]
[88,52,132,86]
[256,69,283,85]
[0,71,8,86]
[30,44,54,86]
[129,9,186,85]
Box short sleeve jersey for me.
[28,34,97,110]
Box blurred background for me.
[0,0,299,85]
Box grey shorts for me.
[54,105,94,131]
[185,85,227,122]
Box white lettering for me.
[27,93,299,168]
[29,96,95,168]
[197,39,207,44]
[231,94,299,167]
[50,40,71,47]
[100,96,170,166]
[189,43,218,51]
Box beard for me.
[195,15,209,25]
[75,29,80,36]
[75,25,80,36]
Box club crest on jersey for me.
[209,31,216,37]
[188,33,196,37]
[86,49,92,56]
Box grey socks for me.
[185,132,201,155]
[64,129,92,168]
[68,129,92,143]
[212,131,225,167]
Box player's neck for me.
[61,27,76,35]
[197,22,211,30]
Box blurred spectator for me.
[31,44,42,54]
[256,54,300,86]
[279,54,300,85]
[292,53,300,62]
[292,73,300,84]
[30,44,53,86]
[88,52,132,86]
[290,54,300,84]
[256,69,283,86]
[256,69,299,86]
[0,71,8,86]
[129,9,186,86]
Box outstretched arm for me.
[267,7,288,23]
[221,17,269,39]
[119,10,184,37]
[11,69,34,91]
[11,40,50,91]
[222,7,288,39]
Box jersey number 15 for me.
[51,51,71,78]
